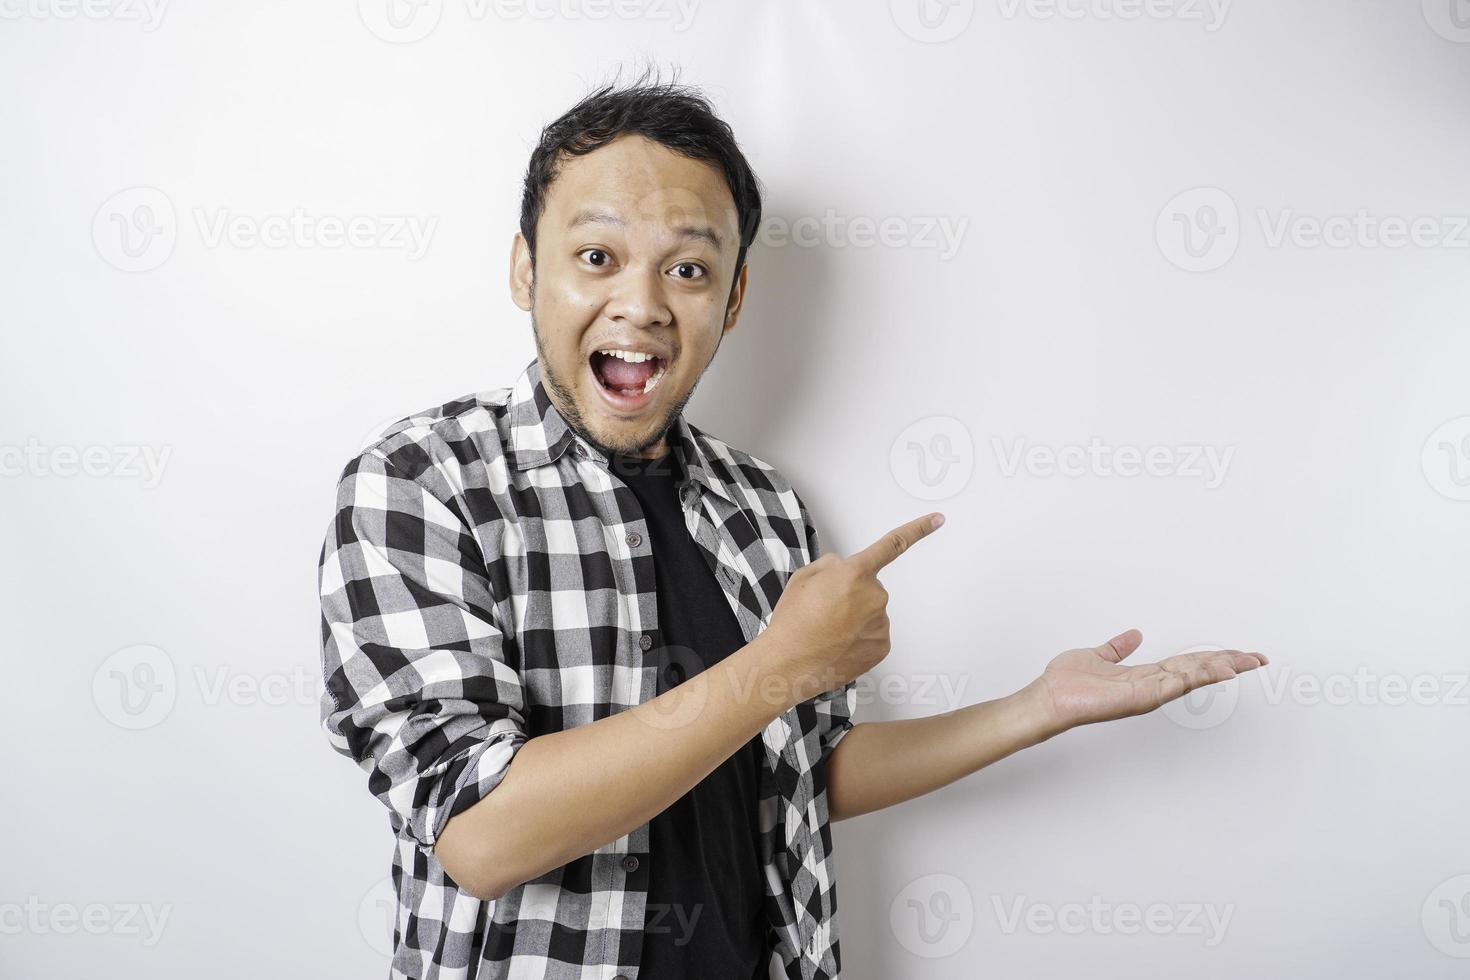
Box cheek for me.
[534,259,601,312]
[555,282,603,314]
[665,293,723,336]
[676,300,729,353]
[534,283,602,346]
[539,282,598,319]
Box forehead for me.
[539,133,740,246]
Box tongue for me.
[599,355,656,392]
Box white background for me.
[4,1,1469,977]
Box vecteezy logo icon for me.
[890,416,974,501]
[358,0,443,43]
[1156,187,1240,272]
[1422,416,1470,501]
[358,877,399,956]
[636,643,709,732]
[1160,643,1242,730]
[889,873,974,958]
[92,644,177,729]
[1423,874,1470,957]
[1423,0,1470,42]
[93,187,177,273]
[890,0,975,42]
[358,414,412,455]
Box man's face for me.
[511,133,748,459]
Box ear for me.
[721,261,749,335]
[510,232,534,312]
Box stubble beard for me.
[529,301,704,460]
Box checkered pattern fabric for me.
[318,357,857,980]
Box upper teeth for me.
[598,349,658,363]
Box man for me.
[316,70,1266,980]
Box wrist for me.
[747,627,834,713]
[737,629,804,716]
[1011,677,1071,745]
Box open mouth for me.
[589,348,669,407]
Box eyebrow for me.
[566,206,726,250]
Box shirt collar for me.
[505,357,736,506]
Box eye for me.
[579,248,612,268]
[670,262,707,281]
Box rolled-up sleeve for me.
[793,489,858,764]
[317,447,527,855]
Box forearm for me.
[826,680,1062,822]
[434,630,812,900]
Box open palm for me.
[1032,629,1268,732]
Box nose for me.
[604,263,672,331]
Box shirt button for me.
[664,662,685,687]
[626,530,642,548]
[639,633,653,651]
[621,855,639,873]
[572,443,586,457]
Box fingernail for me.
[930,513,945,530]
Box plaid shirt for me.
[318,357,857,980]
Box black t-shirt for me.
[607,445,769,980]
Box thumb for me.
[1096,628,1143,663]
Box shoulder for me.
[685,421,820,555]
[332,388,517,511]
[685,420,801,499]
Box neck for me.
[623,437,670,460]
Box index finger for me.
[848,512,945,575]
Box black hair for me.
[518,62,764,284]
